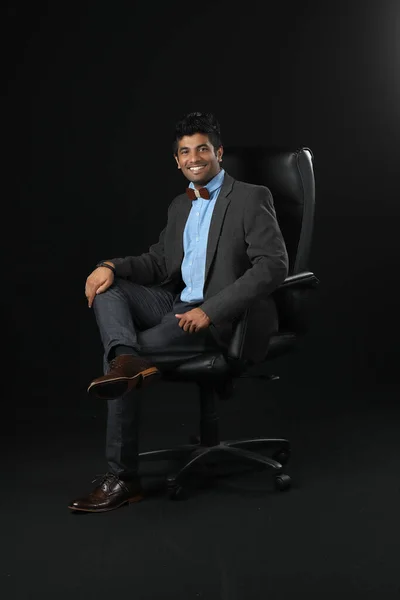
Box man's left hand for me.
[175,308,211,333]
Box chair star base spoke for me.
[224,437,290,450]
[224,438,291,461]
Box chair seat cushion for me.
[161,332,298,383]
[162,352,231,383]
[265,332,297,359]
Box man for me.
[69,112,289,513]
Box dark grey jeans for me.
[92,277,223,479]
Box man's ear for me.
[217,146,224,162]
[174,155,181,169]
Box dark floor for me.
[9,371,400,600]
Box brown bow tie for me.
[186,187,210,200]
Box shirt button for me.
[196,212,199,216]
[196,237,199,241]
[189,262,192,265]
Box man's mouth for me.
[188,165,206,173]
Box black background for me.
[7,0,400,407]
[6,2,400,598]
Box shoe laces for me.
[108,358,125,372]
[108,356,144,375]
[91,472,121,486]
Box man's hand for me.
[85,266,115,308]
[175,307,211,333]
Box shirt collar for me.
[188,168,225,196]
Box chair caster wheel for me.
[169,484,188,501]
[167,475,188,500]
[272,449,291,465]
[275,474,291,491]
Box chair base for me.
[139,436,292,498]
[139,381,292,499]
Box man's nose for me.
[187,151,201,163]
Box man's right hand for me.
[85,265,115,308]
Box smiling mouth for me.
[188,165,206,173]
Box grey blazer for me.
[110,172,289,364]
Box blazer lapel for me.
[204,172,234,285]
[170,196,191,276]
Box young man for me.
[69,112,289,513]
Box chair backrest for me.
[222,146,315,276]
[222,147,317,340]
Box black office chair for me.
[139,146,319,499]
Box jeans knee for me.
[92,279,125,309]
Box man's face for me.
[175,133,223,187]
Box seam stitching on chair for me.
[295,149,310,274]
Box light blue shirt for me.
[180,169,225,303]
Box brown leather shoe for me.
[68,473,144,513]
[87,354,161,399]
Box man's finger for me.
[175,314,186,328]
[88,283,99,305]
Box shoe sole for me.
[87,367,160,399]
[68,493,144,513]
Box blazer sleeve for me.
[105,199,177,285]
[199,186,289,325]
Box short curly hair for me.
[173,112,222,155]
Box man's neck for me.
[192,168,222,190]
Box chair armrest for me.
[278,271,320,289]
[226,308,251,367]
[226,271,320,364]
[273,270,320,334]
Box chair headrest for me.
[222,146,314,207]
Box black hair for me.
[173,112,222,155]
